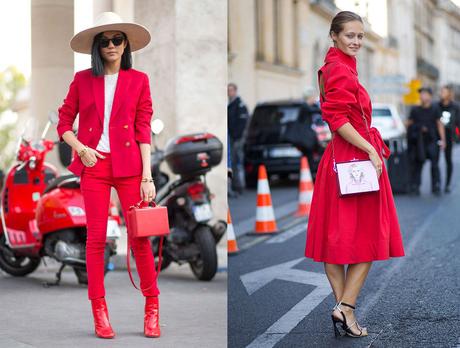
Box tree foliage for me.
[0,66,27,169]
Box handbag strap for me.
[126,202,164,292]
[319,62,371,172]
[127,235,164,292]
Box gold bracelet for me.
[141,177,154,183]
[78,146,88,157]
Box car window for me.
[247,105,301,144]
[372,108,392,117]
[251,106,300,127]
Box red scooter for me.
[0,115,121,286]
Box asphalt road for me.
[229,176,299,237]
[0,259,227,347]
[229,147,460,348]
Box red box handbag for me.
[126,200,170,291]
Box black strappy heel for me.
[331,301,367,338]
[331,303,344,337]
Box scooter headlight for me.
[68,206,85,216]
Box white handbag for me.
[335,159,379,196]
[330,99,380,197]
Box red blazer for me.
[57,68,153,177]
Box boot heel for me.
[144,296,161,338]
[91,297,115,339]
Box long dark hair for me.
[329,11,363,38]
[91,32,132,76]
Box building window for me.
[255,0,265,61]
[255,0,298,70]
[293,0,299,68]
[312,40,320,85]
[274,0,282,64]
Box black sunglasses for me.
[99,36,125,48]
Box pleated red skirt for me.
[305,133,405,264]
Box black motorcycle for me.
[149,120,226,281]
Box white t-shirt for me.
[96,72,119,152]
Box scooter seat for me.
[43,174,80,194]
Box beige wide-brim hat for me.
[70,12,151,54]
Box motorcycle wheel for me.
[189,225,217,281]
[0,235,41,276]
[73,244,112,285]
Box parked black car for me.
[244,100,331,188]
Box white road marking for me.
[240,258,331,348]
[266,223,307,244]
[359,193,450,319]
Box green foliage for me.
[0,66,27,169]
[0,66,26,114]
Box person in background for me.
[302,86,319,107]
[228,83,249,195]
[439,84,460,193]
[406,87,446,196]
[299,86,322,124]
[227,133,237,198]
[291,86,321,163]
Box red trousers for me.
[80,151,159,300]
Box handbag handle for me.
[130,200,157,210]
[126,199,164,292]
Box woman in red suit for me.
[57,12,161,339]
[305,11,405,338]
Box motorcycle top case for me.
[164,132,223,177]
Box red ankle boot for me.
[91,297,115,339]
[144,296,161,337]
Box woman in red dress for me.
[304,11,405,338]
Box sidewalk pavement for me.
[0,257,226,348]
[0,224,227,348]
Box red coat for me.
[305,47,405,264]
[56,68,153,177]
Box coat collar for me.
[91,68,132,126]
[324,47,357,75]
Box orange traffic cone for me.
[227,209,239,254]
[295,156,314,216]
[254,165,278,234]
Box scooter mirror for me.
[48,111,58,124]
[151,119,164,135]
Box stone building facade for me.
[229,0,460,119]
[228,0,401,113]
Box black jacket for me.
[408,104,441,142]
[439,100,460,141]
[228,96,249,141]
